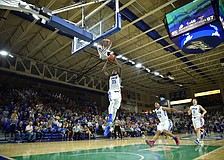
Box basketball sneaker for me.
[104,126,110,137]
[194,139,200,145]
[174,136,180,146]
[145,140,154,147]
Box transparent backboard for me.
[72,0,121,55]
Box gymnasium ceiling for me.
[0,0,224,97]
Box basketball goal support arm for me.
[0,0,51,21]
[52,0,109,14]
[0,0,93,42]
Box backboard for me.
[71,0,121,55]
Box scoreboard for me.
[166,0,216,38]
[165,0,224,54]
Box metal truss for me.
[0,0,203,97]
[124,67,223,89]
[46,0,174,73]
[123,57,223,85]
[43,0,137,68]
[120,0,177,31]
[0,56,155,103]
[118,42,223,77]
[121,45,224,82]
[0,55,108,93]
[4,0,175,76]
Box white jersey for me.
[155,106,168,123]
[190,105,201,118]
[109,74,121,91]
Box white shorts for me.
[192,117,202,129]
[157,119,173,133]
[108,90,121,100]
[108,90,121,109]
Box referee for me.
[114,117,122,139]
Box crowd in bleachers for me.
[0,87,223,143]
[0,87,104,142]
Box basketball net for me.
[97,39,112,60]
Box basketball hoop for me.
[97,39,112,60]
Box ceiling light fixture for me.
[135,63,142,68]
[8,54,14,58]
[121,56,128,60]
[116,55,122,59]
[0,50,8,56]
[128,60,135,65]
[167,72,174,80]
[146,68,151,73]
[154,71,160,76]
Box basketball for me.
[108,54,116,62]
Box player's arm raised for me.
[115,58,122,77]
[199,105,207,118]
[162,107,183,114]
[102,59,110,77]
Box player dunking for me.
[145,102,182,147]
[188,99,207,145]
[97,39,113,60]
[102,58,122,136]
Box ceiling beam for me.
[0,10,10,28]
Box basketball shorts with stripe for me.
[157,119,173,133]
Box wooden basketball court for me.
[1,135,224,160]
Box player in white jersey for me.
[145,102,183,147]
[102,58,121,136]
[188,99,207,145]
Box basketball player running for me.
[145,102,182,147]
[188,99,207,145]
[102,58,122,136]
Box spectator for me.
[1,115,9,131]
[65,122,72,141]
[25,122,36,142]
[15,121,25,142]
[10,110,18,138]
[83,125,92,140]
[72,123,80,140]
[35,122,43,141]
